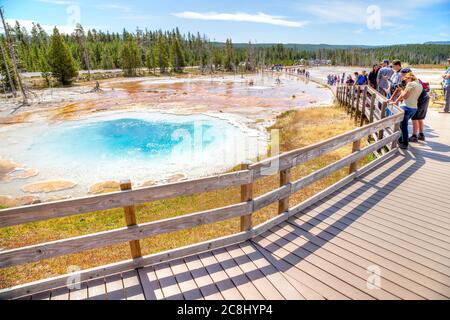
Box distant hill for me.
[213,42,376,50]
[424,41,450,45]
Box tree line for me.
[1,20,449,89]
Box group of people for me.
[346,59,432,150]
[327,74,340,85]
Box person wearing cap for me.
[377,59,394,97]
[391,71,422,149]
[442,58,450,113]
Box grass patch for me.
[0,105,368,288]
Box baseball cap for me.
[400,68,411,73]
[383,59,389,64]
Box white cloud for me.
[173,11,308,28]
[353,28,363,34]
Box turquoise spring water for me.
[37,117,217,161]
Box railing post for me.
[120,179,142,259]
[360,86,368,127]
[392,122,400,149]
[354,86,361,121]
[349,140,361,174]
[278,168,291,214]
[240,162,253,231]
[378,102,387,141]
[349,86,354,115]
[369,93,376,123]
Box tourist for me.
[391,71,423,149]
[442,58,450,113]
[356,71,368,85]
[345,75,355,85]
[388,60,402,98]
[377,59,394,96]
[410,78,430,142]
[368,64,380,89]
[341,72,346,84]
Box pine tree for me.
[48,27,78,85]
[155,34,169,73]
[145,47,156,74]
[171,37,185,72]
[120,35,140,76]
[223,39,234,71]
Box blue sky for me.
[1,0,449,45]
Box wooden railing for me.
[0,84,403,298]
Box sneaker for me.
[418,133,425,141]
[408,135,418,143]
[399,143,408,150]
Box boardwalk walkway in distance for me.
[12,110,449,300]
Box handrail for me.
[0,78,403,297]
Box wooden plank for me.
[69,281,88,300]
[337,182,450,227]
[278,223,419,299]
[0,229,251,300]
[50,286,69,300]
[105,273,125,300]
[0,202,252,268]
[87,277,107,300]
[0,170,252,227]
[254,235,350,299]
[287,218,448,299]
[226,244,284,299]
[238,242,306,300]
[184,255,223,300]
[154,262,183,300]
[253,185,290,212]
[169,259,203,300]
[309,200,450,264]
[262,229,376,299]
[321,190,450,241]
[278,169,291,214]
[211,247,264,300]
[349,140,361,173]
[120,180,142,259]
[240,162,254,231]
[302,206,450,277]
[31,291,51,300]
[138,267,163,300]
[197,251,244,300]
[122,270,145,300]
[312,197,450,255]
[293,213,450,296]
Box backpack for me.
[418,79,430,92]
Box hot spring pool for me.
[0,111,266,196]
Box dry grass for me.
[0,105,367,289]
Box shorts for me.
[412,95,429,120]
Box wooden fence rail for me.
[0,82,403,298]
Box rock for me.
[21,180,77,193]
[0,195,39,207]
[140,180,156,188]
[165,173,188,183]
[88,180,121,194]
[7,168,39,181]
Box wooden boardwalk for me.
[15,110,449,300]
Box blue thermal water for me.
[35,118,217,161]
